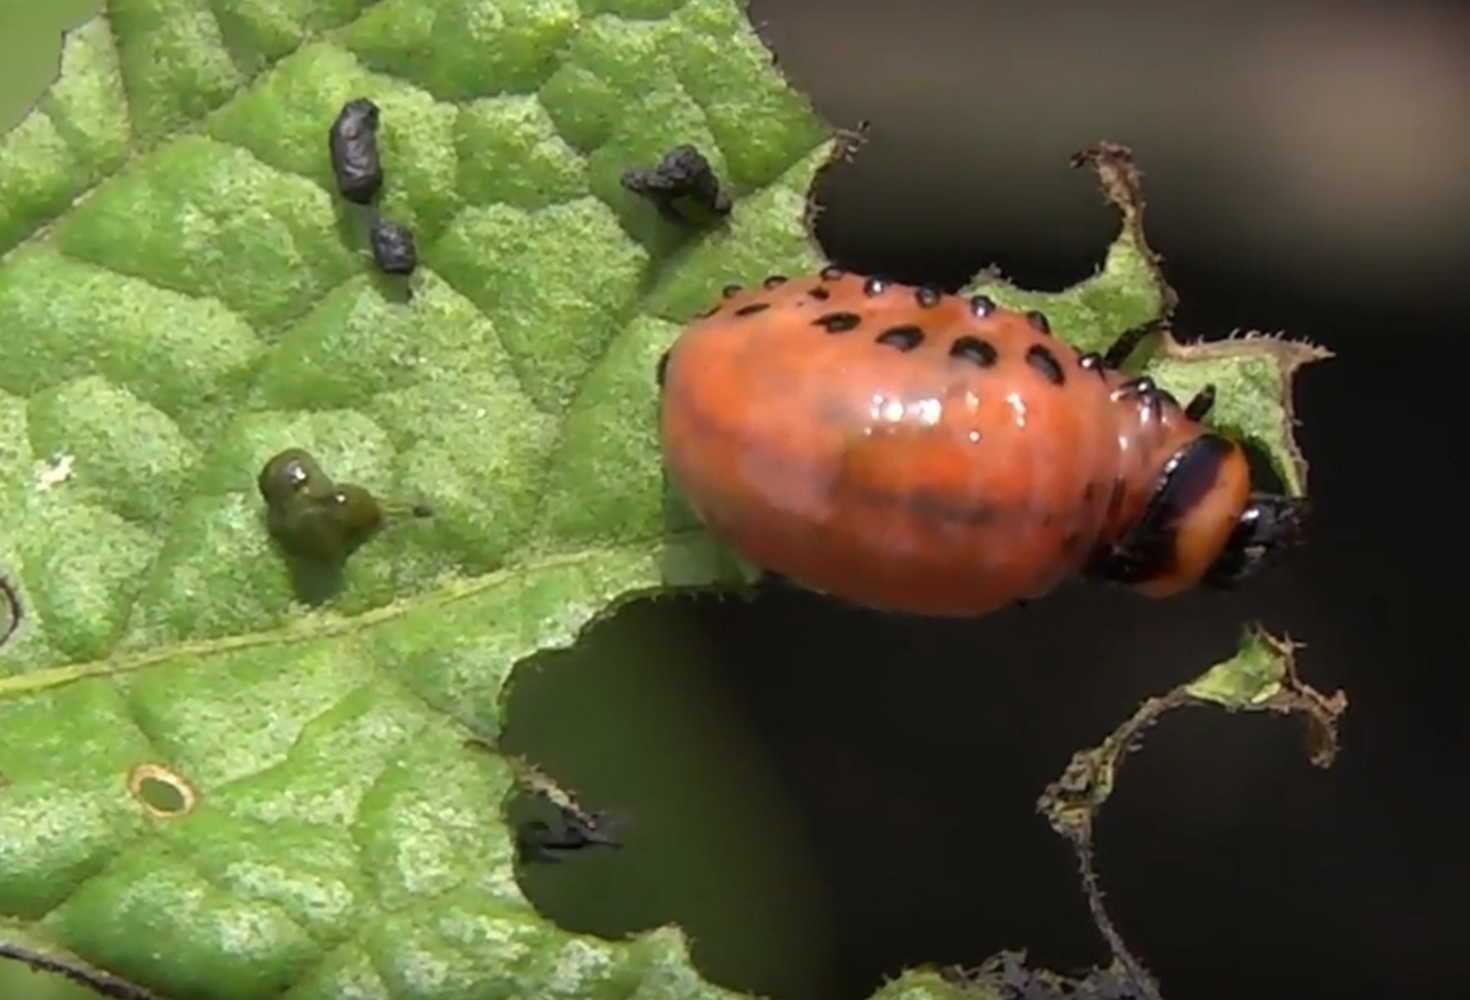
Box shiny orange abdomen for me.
[660,270,1234,616]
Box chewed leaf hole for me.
[128,764,196,818]
[499,598,839,1000]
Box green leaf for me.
[971,144,1328,497]
[0,1,828,996]
[0,4,1325,999]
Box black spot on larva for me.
[692,304,720,319]
[820,265,845,281]
[1062,531,1084,555]
[1026,345,1064,385]
[1103,320,1163,369]
[863,277,888,296]
[1185,384,1216,421]
[734,302,770,317]
[328,98,383,204]
[656,351,670,387]
[1083,482,1099,503]
[915,287,941,308]
[722,284,742,298]
[950,336,997,367]
[875,325,925,351]
[1114,375,1156,400]
[809,286,832,301]
[969,295,996,318]
[1114,376,1163,421]
[763,274,788,289]
[1026,310,1051,334]
[1078,352,1106,376]
[813,311,863,333]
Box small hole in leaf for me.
[128,763,196,818]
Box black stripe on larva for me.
[820,265,845,281]
[722,284,742,298]
[875,325,925,351]
[1026,344,1064,385]
[329,98,383,204]
[763,274,788,289]
[734,302,770,317]
[1078,352,1106,377]
[656,351,670,387]
[1025,310,1051,334]
[813,311,862,333]
[915,287,941,308]
[808,286,831,301]
[1094,435,1234,584]
[950,336,997,367]
[692,304,719,319]
[863,277,888,296]
[969,295,996,318]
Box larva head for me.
[1096,434,1296,597]
[1203,492,1310,588]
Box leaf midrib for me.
[0,527,706,699]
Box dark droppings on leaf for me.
[259,450,421,563]
[257,447,322,507]
[328,97,383,204]
[259,449,432,603]
[621,143,732,225]
[369,215,417,275]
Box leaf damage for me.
[1037,627,1347,998]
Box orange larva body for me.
[659,270,1254,617]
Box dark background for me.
[512,3,1470,1000]
[2,2,1467,999]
